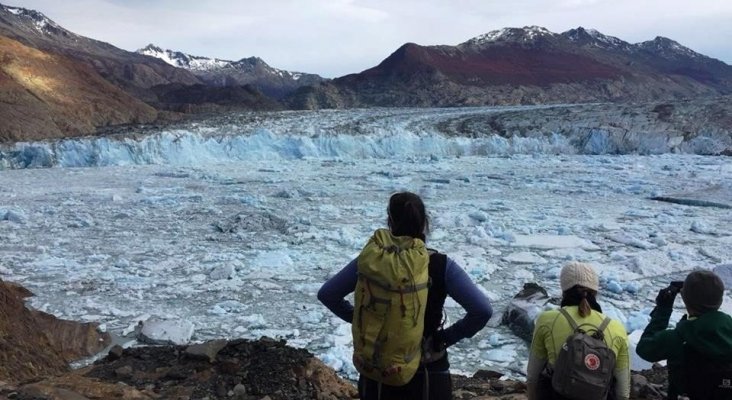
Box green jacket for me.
[636,306,732,399]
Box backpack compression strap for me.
[558,307,612,336]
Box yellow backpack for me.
[352,229,430,386]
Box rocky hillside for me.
[0,35,158,142]
[0,3,281,142]
[0,279,672,400]
[290,26,732,109]
[0,4,200,92]
[138,44,325,99]
[0,279,110,382]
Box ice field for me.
[1,107,731,379]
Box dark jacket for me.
[636,306,732,398]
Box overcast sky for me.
[7,0,732,77]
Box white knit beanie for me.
[560,261,599,292]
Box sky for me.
[6,0,732,78]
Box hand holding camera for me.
[655,281,683,307]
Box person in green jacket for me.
[636,270,732,400]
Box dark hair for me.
[387,192,429,241]
[561,285,602,317]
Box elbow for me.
[477,306,492,329]
[317,285,330,306]
[477,300,493,327]
[635,342,658,362]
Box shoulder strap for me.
[423,250,447,339]
[560,308,612,336]
[558,307,579,331]
[597,317,611,333]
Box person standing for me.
[636,270,732,400]
[527,262,631,400]
[318,192,492,399]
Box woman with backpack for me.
[526,262,630,400]
[318,191,493,400]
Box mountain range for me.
[290,26,732,108]
[137,44,325,99]
[1,3,731,141]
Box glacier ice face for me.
[0,129,576,170]
[1,106,727,170]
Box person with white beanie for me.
[526,261,630,400]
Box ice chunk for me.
[623,282,640,294]
[625,311,650,333]
[714,265,732,288]
[138,319,195,345]
[209,264,235,280]
[605,233,654,249]
[503,252,546,264]
[511,234,599,251]
[468,211,488,223]
[691,221,718,235]
[605,280,623,294]
[238,314,267,329]
[209,300,248,315]
[3,209,26,224]
[252,251,294,269]
[628,330,654,371]
[483,345,518,363]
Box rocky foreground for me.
[0,279,668,400]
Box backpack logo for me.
[721,379,732,389]
[585,353,601,370]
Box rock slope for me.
[0,279,110,383]
[0,3,280,142]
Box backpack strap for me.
[560,308,612,338]
[597,317,612,334]
[558,307,580,331]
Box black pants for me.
[357,363,452,400]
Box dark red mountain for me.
[290,26,732,108]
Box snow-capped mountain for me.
[293,26,732,109]
[561,27,631,50]
[637,36,702,60]
[0,3,63,34]
[138,44,325,99]
[138,44,233,71]
[461,26,555,47]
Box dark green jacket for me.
[636,306,732,399]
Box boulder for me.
[501,283,551,342]
[184,339,228,362]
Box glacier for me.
[2,106,729,170]
[0,107,731,380]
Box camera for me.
[669,281,684,294]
